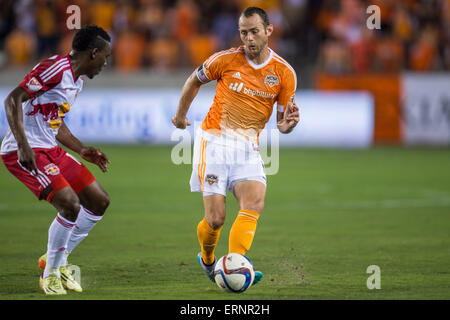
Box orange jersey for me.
[196,46,297,140]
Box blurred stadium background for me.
[0,0,449,300]
[1,0,450,146]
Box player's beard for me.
[246,33,268,59]
[247,40,268,60]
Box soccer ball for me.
[214,253,255,293]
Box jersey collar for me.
[244,47,273,70]
[65,54,79,82]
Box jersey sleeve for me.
[276,67,297,112]
[195,51,227,83]
[19,58,64,99]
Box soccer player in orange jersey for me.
[172,7,299,286]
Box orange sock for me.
[197,218,222,265]
[228,209,260,255]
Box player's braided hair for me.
[72,25,111,51]
[241,6,270,28]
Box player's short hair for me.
[72,25,111,51]
[241,7,270,28]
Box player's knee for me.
[208,217,225,230]
[104,191,110,208]
[97,191,110,214]
[206,209,226,230]
[86,191,110,216]
[56,193,81,222]
[242,198,264,214]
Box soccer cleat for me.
[38,252,82,292]
[39,273,67,295]
[252,270,263,285]
[197,252,216,282]
[59,265,82,292]
[38,253,47,270]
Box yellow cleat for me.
[60,265,82,292]
[39,274,67,295]
[38,253,82,292]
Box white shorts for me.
[190,129,266,197]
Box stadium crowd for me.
[0,0,449,73]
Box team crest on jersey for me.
[44,163,60,176]
[206,174,218,185]
[26,77,42,92]
[264,75,279,87]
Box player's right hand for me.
[17,145,38,176]
[172,115,191,129]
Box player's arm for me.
[56,122,110,172]
[277,101,300,134]
[4,86,39,174]
[172,68,205,129]
[276,67,299,134]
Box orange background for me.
[316,73,402,144]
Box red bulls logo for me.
[26,102,59,121]
[44,163,60,176]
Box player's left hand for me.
[80,147,110,172]
[285,101,300,128]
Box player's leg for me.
[50,185,81,221]
[197,193,226,281]
[38,149,107,292]
[229,180,266,255]
[45,186,80,275]
[65,180,110,256]
[49,148,108,260]
[230,179,266,285]
[39,184,94,293]
[77,180,110,215]
[227,144,266,255]
[227,145,266,285]
[198,194,226,264]
[191,133,229,280]
[2,149,78,294]
[40,185,80,294]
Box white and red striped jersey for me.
[1,54,84,154]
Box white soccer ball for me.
[214,253,255,293]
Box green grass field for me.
[0,146,449,300]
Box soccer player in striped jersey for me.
[1,26,111,295]
[172,7,300,286]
